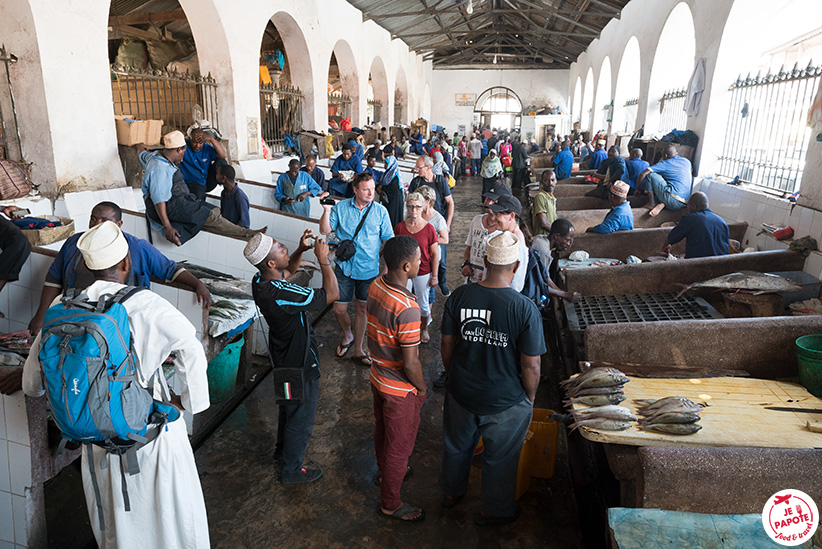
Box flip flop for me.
[335,340,354,358]
[379,502,425,522]
[352,354,372,367]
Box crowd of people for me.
[0,119,736,544]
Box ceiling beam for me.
[108,9,186,27]
[365,7,617,19]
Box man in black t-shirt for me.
[439,232,545,525]
[245,230,339,485]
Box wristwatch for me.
[462,260,471,268]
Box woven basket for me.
[21,217,75,246]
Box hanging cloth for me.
[684,57,707,117]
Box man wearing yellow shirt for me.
[532,169,557,236]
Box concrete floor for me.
[195,174,586,548]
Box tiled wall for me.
[697,179,822,278]
[0,248,52,548]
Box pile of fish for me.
[635,397,703,435]
[209,300,246,321]
[562,366,630,407]
[562,367,634,432]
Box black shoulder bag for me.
[265,314,312,405]
[335,202,373,262]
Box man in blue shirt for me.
[624,149,650,194]
[665,192,729,259]
[276,159,327,218]
[28,201,211,336]
[180,128,227,202]
[300,155,326,191]
[329,145,363,198]
[320,172,394,366]
[587,140,608,171]
[589,181,634,234]
[637,145,693,217]
[217,165,250,228]
[551,141,574,180]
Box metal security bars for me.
[0,44,22,162]
[658,88,687,133]
[621,98,638,134]
[600,102,613,133]
[328,93,351,120]
[260,84,303,154]
[368,99,382,125]
[718,63,822,194]
[111,65,219,134]
[394,103,402,125]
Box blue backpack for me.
[38,286,178,530]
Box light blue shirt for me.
[275,171,323,218]
[329,198,394,280]
[650,155,693,200]
[140,150,177,204]
[591,201,634,234]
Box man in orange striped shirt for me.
[366,235,428,522]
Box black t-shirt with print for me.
[442,283,546,415]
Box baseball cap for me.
[482,183,513,202]
[486,195,522,215]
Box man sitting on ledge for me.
[588,181,634,234]
[139,131,266,246]
[664,191,729,259]
[636,144,693,217]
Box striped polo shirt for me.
[366,276,421,396]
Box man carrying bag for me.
[246,230,339,484]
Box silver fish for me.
[567,385,625,397]
[560,367,627,388]
[642,423,702,435]
[635,397,700,413]
[679,271,801,296]
[641,411,701,425]
[564,394,626,407]
[568,418,632,433]
[571,405,637,422]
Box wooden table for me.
[572,376,822,449]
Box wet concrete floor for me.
[195,174,586,548]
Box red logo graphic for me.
[762,489,818,546]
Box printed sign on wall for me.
[455,93,477,107]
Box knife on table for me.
[764,407,822,414]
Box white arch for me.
[368,56,389,125]
[395,65,409,125]
[327,39,359,123]
[581,68,594,132]
[571,76,582,125]
[266,12,316,130]
[594,56,612,134]
[613,36,641,134]
[646,2,695,132]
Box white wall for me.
[430,69,569,134]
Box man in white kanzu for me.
[22,221,210,548]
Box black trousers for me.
[512,168,529,189]
[0,217,31,281]
[277,375,320,475]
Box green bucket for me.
[207,336,244,402]
[795,335,822,398]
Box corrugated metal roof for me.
[346,0,632,68]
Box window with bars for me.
[658,88,687,134]
[622,98,638,134]
[718,63,821,195]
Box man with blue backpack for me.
[21,221,211,548]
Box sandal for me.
[379,502,425,522]
[352,354,372,367]
[335,340,354,358]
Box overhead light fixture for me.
[466,0,473,14]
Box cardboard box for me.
[114,115,164,146]
[21,216,75,246]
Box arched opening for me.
[368,56,389,125]
[394,66,409,126]
[581,68,594,133]
[571,76,582,127]
[327,39,358,128]
[108,1,213,135]
[647,2,695,133]
[613,37,641,134]
[259,14,311,153]
[422,82,431,122]
[472,87,522,132]
[704,0,822,194]
[594,57,612,135]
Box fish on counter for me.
[564,393,625,407]
[676,271,802,297]
[642,423,702,435]
[561,366,630,396]
[568,405,637,433]
[636,396,704,435]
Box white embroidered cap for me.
[77,221,129,270]
[244,232,274,266]
[486,231,520,265]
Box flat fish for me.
[642,423,702,435]
[679,271,801,296]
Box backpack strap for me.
[86,443,107,531]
